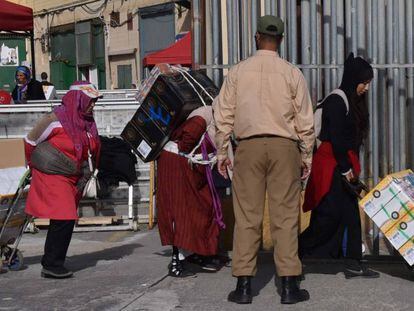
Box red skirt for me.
[302,142,361,212]
[156,116,219,256]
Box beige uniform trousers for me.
[232,137,302,277]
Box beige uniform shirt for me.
[213,50,315,168]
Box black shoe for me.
[344,266,380,279]
[168,256,195,278]
[41,266,73,279]
[280,276,310,304]
[227,276,252,304]
[186,254,219,272]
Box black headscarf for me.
[339,53,373,146]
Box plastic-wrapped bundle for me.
[122,67,218,162]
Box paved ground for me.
[0,228,413,311]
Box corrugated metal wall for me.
[194,0,414,256]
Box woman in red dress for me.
[156,106,224,277]
[24,81,101,279]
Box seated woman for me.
[156,105,225,277]
[299,53,379,279]
[12,66,45,102]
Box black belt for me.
[238,134,279,141]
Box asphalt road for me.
[0,228,413,311]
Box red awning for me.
[0,0,33,31]
[143,32,192,67]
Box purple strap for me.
[201,133,226,229]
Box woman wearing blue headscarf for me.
[11,66,45,102]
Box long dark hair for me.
[339,53,373,147]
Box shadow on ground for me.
[22,243,143,272]
[370,263,414,282]
[236,253,414,299]
[303,259,414,281]
[250,252,276,297]
[153,249,172,257]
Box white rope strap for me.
[180,152,217,166]
[171,66,215,102]
[170,67,208,107]
[164,141,217,166]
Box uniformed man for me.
[214,15,315,305]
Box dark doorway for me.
[117,64,132,89]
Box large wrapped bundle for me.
[360,170,414,265]
[122,68,218,162]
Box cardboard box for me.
[360,170,413,231]
[0,166,27,197]
[360,170,414,266]
[0,138,26,169]
[385,212,414,250]
[361,170,412,215]
[0,139,28,245]
[0,138,27,203]
[371,189,414,233]
[399,240,414,266]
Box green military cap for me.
[257,15,284,36]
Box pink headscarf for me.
[54,81,100,161]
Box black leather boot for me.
[227,276,252,304]
[280,276,310,304]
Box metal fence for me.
[0,99,139,138]
[55,89,138,100]
[0,100,151,230]
[193,0,414,256]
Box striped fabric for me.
[156,116,220,256]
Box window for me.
[75,21,93,66]
[110,11,120,27]
[117,65,132,89]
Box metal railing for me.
[0,100,139,137]
[55,89,138,99]
[0,100,150,231]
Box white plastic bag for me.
[82,150,99,199]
